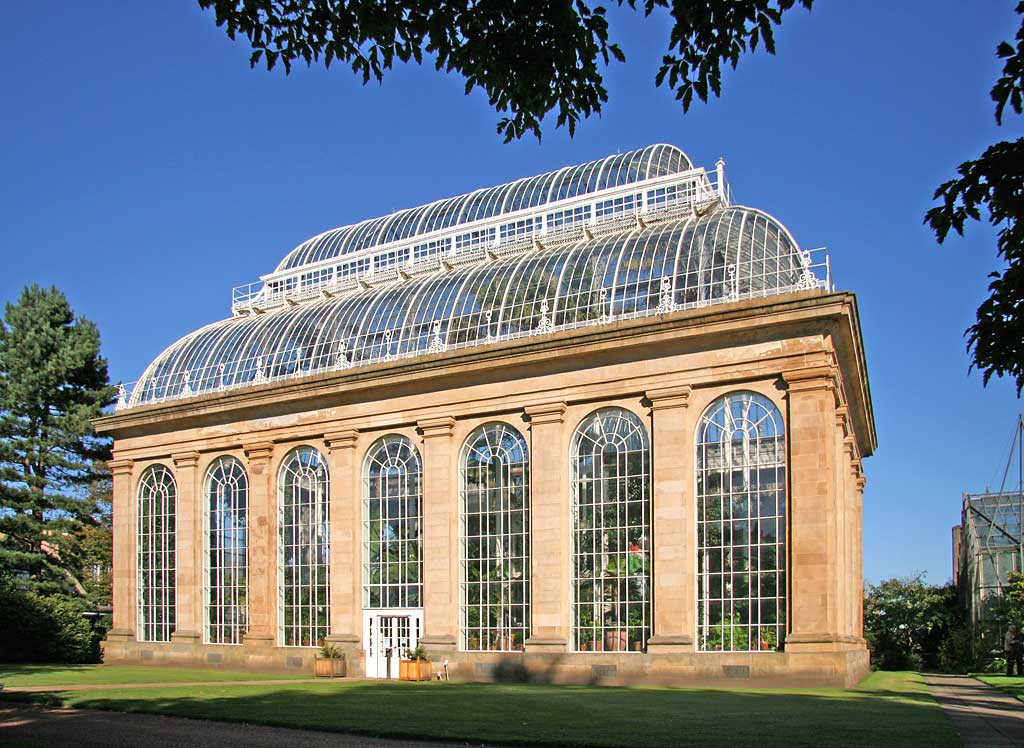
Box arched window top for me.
[204,455,247,491]
[573,407,649,453]
[279,444,329,483]
[364,434,422,477]
[461,421,529,468]
[697,391,783,444]
[139,463,177,497]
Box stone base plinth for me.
[101,633,869,687]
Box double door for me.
[363,609,423,679]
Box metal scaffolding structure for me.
[959,416,1024,626]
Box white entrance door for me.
[363,609,424,679]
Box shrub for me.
[0,577,99,663]
[938,624,977,673]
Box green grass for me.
[974,673,1024,702]
[0,663,311,687]
[0,670,957,748]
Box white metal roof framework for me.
[119,145,830,410]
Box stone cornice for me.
[171,451,200,469]
[324,429,359,452]
[781,365,839,395]
[243,442,274,463]
[646,384,692,411]
[418,415,456,439]
[108,458,133,476]
[835,405,850,437]
[524,402,567,425]
[94,291,877,458]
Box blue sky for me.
[1,1,1020,585]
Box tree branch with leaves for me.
[198,0,812,141]
[926,2,1024,393]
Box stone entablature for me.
[97,290,875,687]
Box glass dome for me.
[128,204,819,407]
[276,144,692,272]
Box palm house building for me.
[97,144,875,686]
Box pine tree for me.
[0,285,115,598]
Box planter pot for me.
[760,640,773,651]
[631,641,642,651]
[400,659,433,681]
[314,657,345,677]
[579,642,591,652]
[604,630,628,652]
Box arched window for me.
[571,408,650,652]
[204,456,248,644]
[278,446,330,647]
[696,392,786,652]
[137,464,176,643]
[363,435,423,608]
[460,423,530,651]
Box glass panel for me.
[571,408,650,652]
[137,464,176,643]
[204,456,248,644]
[363,436,423,609]
[696,392,786,652]
[460,423,530,652]
[279,446,330,647]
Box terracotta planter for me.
[631,641,642,651]
[400,659,433,681]
[760,640,773,651]
[579,642,591,652]
[314,657,345,677]
[604,630,628,652]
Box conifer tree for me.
[0,285,115,597]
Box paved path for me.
[925,674,1024,747]
[2,678,322,693]
[0,703,507,748]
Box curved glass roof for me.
[276,144,692,272]
[128,205,819,407]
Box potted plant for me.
[759,627,778,651]
[400,643,433,681]
[314,643,345,677]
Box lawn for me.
[0,669,958,748]
[0,663,311,687]
[974,674,1024,702]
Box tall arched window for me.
[204,456,248,644]
[363,435,423,608]
[460,423,530,651]
[137,464,176,643]
[278,446,330,647]
[696,391,786,652]
[571,408,650,652]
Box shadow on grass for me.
[2,675,960,748]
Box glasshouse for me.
[96,144,876,686]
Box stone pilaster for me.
[418,416,458,652]
[324,430,361,655]
[854,471,867,639]
[171,451,201,644]
[242,442,276,650]
[524,402,569,653]
[782,366,842,651]
[645,385,695,652]
[107,458,135,640]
